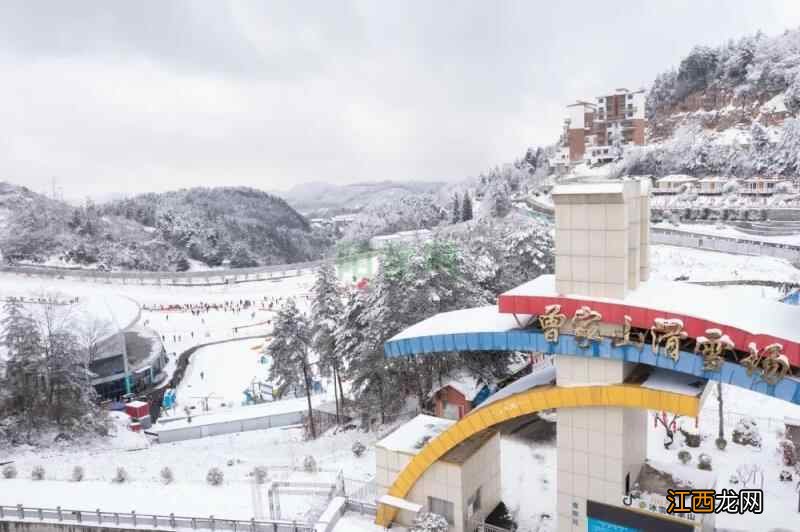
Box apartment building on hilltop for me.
[552,88,646,168]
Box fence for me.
[339,477,378,516]
[0,505,313,532]
[468,518,512,532]
[651,227,800,261]
[0,252,378,287]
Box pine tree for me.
[267,298,317,438]
[46,329,96,427]
[1,299,45,433]
[451,194,461,224]
[461,192,473,222]
[482,180,512,218]
[343,256,407,424]
[310,263,344,423]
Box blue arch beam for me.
[385,329,800,406]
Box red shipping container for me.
[125,400,149,419]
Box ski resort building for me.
[554,89,646,167]
[740,176,792,196]
[375,177,800,532]
[375,414,501,532]
[652,175,698,195]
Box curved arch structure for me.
[374,383,700,527]
[499,275,800,366]
[385,309,800,406]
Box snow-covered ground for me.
[4,413,377,522]
[649,244,800,283]
[651,384,800,532]
[172,339,272,412]
[502,435,556,532]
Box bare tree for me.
[75,313,113,366]
[654,411,681,449]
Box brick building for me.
[553,89,646,167]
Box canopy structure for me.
[384,291,800,406]
[499,275,800,366]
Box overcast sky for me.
[2,1,800,201]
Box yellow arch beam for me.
[375,384,699,527]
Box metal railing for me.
[0,251,377,287]
[0,505,313,532]
[467,518,512,532]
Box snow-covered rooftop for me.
[389,306,525,341]
[656,174,698,183]
[435,373,488,401]
[502,275,800,344]
[641,368,706,397]
[475,366,556,411]
[761,92,787,114]
[376,414,455,455]
[552,182,625,195]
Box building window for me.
[428,496,455,525]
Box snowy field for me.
[649,244,800,283]
[4,411,377,521]
[172,339,272,412]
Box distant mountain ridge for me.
[274,180,446,215]
[0,183,331,271]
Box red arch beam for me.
[498,294,800,367]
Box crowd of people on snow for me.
[142,295,311,346]
[1,295,80,306]
[141,295,310,315]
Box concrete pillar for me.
[639,180,651,282]
[624,180,641,291]
[552,178,651,299]
[555,357,647,532]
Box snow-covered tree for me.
[480,180,512,219]
[461,192,473,222]
[267,298,317,438]
[344,257,408,423]
[451,194,461,224]
[310,263,345,423]
[229,244,258,268]
[785,76,800,115]
[1,298,45,431]
[341,193,447,247]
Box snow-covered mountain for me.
[274,180,446,216]
[0,183,331,271]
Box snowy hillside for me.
[618,28,800,179]
[0,183,332,271]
